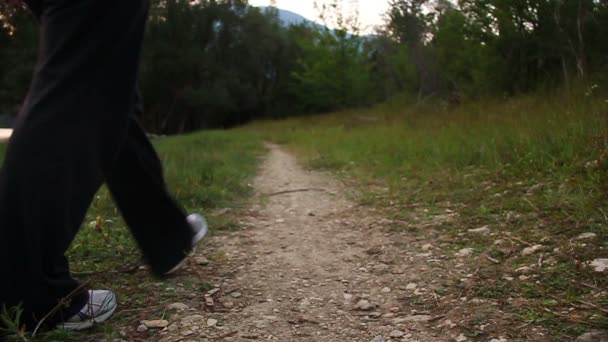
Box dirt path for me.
[154,145,500,342]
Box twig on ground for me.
[32,282,89,336]
[265,188,326,197]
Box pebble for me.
[194,256,209,265]
[522,245,543,256]
[576,233,597,240]
[490,337,508,342]
[456,248,474,257]
[468,226,491,235]
[141,320,169,329]
[589,259,608,272]
[455,333,468,341]
[354,300,374,311]
[422,243,434,251]
[381,287,391,293]
[370,336,384,342]
[577,331,608,341]
[168,303,189,311]
[207,318,218,327]
[406,283,417,290]
[137,324,148,332]
[389,330,404,338]
[181,315,206,325]
[231,292,242,298]
[515,266,534,275]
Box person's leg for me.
[0,0,149,329]
[104,97,195,276]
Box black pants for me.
[0,0,194,329]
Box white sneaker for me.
[57,290,117,331]
[165,213,208,275]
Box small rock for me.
[167,323,179,332]
[206,288,220,297]
[366,247,383,255]
[406,283,417,290]
[205,297,215,306]
[370,336,384,342]
[207,318,218,327]
[576,233,597,240]
[181,315,206,325]
[390,330,404,338]
[369,312,382,319]
[231,292,242,298]
[181,330,193,337]
[455,333,468,342]
[456,248,474,257]
[577,331,608,342]
[589,259,608,273]
[515,266,534,275]
[422,243,434,251]
[468,226,491,235]
[405,315,433,322]
[141,320,169,329]
[381,287,391,293]
[354,300,374,311]
[522,245,543,256]
[194,257,210,265]
[489,337,508,342]
[344,293,353,300]
[167,303,189,311]
[494,239,504,245]
[438,319,457,329]
[137,324,148,332]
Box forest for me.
[1,0,607,133]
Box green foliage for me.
[1,0,608,131]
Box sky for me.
[248,0,390,33]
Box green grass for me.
[246,87,608,339]
[0,130,261,341]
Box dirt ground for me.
[147,145,550,342]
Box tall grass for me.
[249,88,607,227]
[247,87,608,339]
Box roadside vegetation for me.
[249,88,608,340]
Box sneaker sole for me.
[58,293,118,331]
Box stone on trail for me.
[577,331,608,342]
[576,233,597,240]
[455,333,468,341]
[195,256,210,265]
[141,319,169,329]
[521,245,543,256]
[168,302,190,311]
[588,259,608,273]
[389,330,405,338]
[181,314,206,325]
[468,226,491,235]
[137,324,148,332]
[455,248,474,257]
[207,318,218,327]
[381,287,392,293]
[354,299,374,311]
[370,336,384,342]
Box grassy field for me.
[0,130,262,341]
[247,88,608,339]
